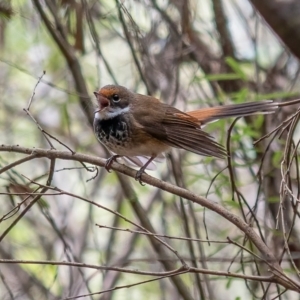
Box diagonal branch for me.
[248,0,300,61]
[1,145,299,291]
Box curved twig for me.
[0,145,299,291]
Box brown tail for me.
[187,100,277,124]
[187,98,300,125]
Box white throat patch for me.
[95,106,130,120]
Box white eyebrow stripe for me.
[94,106,130,120]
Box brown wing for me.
[187,100,278,125]
[132,96,226,158]
[161,106,226,158]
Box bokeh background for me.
[1,0,300,299]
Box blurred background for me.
[1,0,300,299]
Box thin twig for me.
[96,224,229,244]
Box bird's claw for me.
[105,155,147,186]
[135,168,146,186]
[105,155,120,172]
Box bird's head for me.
[94,85,133,120]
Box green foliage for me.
[225,57,247,81]
[195,73,244,82]
[0,1,299,299]
[267,196,280,203]
[272,150,283,166]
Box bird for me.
[93,85,300,183]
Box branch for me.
[0,258,275,283]
[1,145,299,291]
[32,0,93,125]
[249,0,300,61]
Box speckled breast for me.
[93,115,130,152]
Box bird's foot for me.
[135,167,146,186]
[134,156,156,185]
[105,155,120,172]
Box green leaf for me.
[272,151,282,166]
[225,57,247,81]
[223,200,242,208]
[253,114,264,129]
[232,88,249,103]
[267,196,280,203]
[255,91,298,101]
[226,278,232,289]
[194,73,243,82]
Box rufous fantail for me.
[93,85,300,182]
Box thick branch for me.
[249,0,300,61]
[32,0,94,125]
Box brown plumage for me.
[93,85,299,182]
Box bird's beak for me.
[94,92,110,111]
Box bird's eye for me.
[112,94,120,102]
